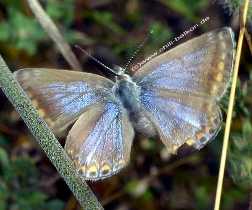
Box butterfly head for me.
[113,65,133,81]
[113,65,126,75]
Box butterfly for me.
[14,27,235,181]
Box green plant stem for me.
[0,55,103,210]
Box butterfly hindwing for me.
[140,90,222,150]
[65,102,134,180]
[14,68,115,133]
[133,27,235,151]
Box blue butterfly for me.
[15,27,235,180]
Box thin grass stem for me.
[214,0,250,209]
[26,0,82,71]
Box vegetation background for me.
[0,0,252,210]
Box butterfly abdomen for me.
[116,79,157,137]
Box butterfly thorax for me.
[115,74,157,137]
[115,75,141,118]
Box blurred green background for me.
[0,0,252,210]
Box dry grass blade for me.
[26,0,82,71]
[214,0,251,209]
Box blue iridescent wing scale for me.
[14,68,114,133]
[133,27,235,151]
[133,27,234,99]
[65,102,134,180]
[140,90,222,150]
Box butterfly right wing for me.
[14,68,114,133]
[132,28,235,151]
[133,27,235,100]
[65,101,134,180]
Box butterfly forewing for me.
[14,68,114,133]
[133,27,235,151]
[65,102,134,180]
[133,27,235,99]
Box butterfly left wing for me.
[15,68,135,180]
[65,102,134,180]
[14,68,114,133]
[132,27,235,151]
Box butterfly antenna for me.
[75,45,119,75]
[124,30,152,70]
